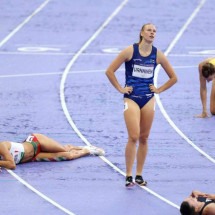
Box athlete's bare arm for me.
[0,142,16,169]
[106,46,133,94]
[149,50,177,94]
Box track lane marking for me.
[60,0,180,210]
[154,0,215,164]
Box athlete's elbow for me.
[105,69,113,79]
[8,161,16,170]
[171,75,177,85]
[105,69,111,77]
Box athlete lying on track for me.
[0,133,105,170]
[180,190,215,215]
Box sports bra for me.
[198,197,215,215]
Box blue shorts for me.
[124,93,154,109]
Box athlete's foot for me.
[125,176,135,187]
[135,175,147,186]
[83,145,105,156]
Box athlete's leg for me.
[136,97,155,176]
[32,133,71,153]
[124,98,141,177]
[210,79,215,115]
[34,148,90,161]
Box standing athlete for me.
[106,23,177,187]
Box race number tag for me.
[26,135,34,142]
[132,64,153,78]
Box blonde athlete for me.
[0,133,105,170]
[180,190,215,215]
[197,58,215,118]
[106,23,177,187]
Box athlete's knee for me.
[139,135,149,145]
[128,134,139,144]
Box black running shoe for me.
[125,176,134,187]
[135,175,147,186]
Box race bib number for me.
[132,64,153,78]
[26,135,34,142]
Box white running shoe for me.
[83,146,105,156]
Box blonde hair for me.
[138,23,155,44]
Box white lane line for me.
[1,1,77,214]
[0,0,50,48]
[154,0,215,163]
[0,65,197,79]
[60,0,179,210]
[0,51,214,57]
[7,170,76,215]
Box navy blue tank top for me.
[124,43,157,96]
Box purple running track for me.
[0,0,215,214]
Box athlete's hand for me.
[205,194,215,200]
[149,84,160,94]
[195,111,209,118]
[121,86,133,94]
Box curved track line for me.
[0,0,50,48]
[7,170,76,215]
[60,0,179,210]
[154,0,215,164]
[1,1,77,214]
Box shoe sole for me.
[135,181,147,186]
[125,183,135,188]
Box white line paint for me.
[0,0,50,48]
[154,0,215,163]
[0,1,77,214]
[60,0,180,210]
[0,65,197,79]
[7,170,76,215]
[0,51,214,57]
[60,0,129,147]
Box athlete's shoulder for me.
[203,203,215,215]
[120,45,134,62]
[156,49,166,63]
[123,44,134,52]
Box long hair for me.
[180,201,196,215]
[202,62,215,78]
